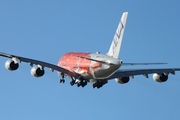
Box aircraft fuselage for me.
[58,52,121,80]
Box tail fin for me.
[107,12,128,58]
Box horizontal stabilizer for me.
[121,63,167,66]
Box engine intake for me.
[115,77,130,84]
[5,59,19,71]
[153,73,168,82]
[31,66,45,77]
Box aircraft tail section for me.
[107,12,128,58]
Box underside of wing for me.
[108,68,180,84]
[0,52,76,77]
[109,68,180,79]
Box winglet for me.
[107,12,128,58]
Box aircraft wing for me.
[108,68,180,79]
[0,52,76,77]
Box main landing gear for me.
[70,77,88,88]
[77,80,87,88]
[92,80,103,89]
[59,73,88,88]
[60,79,65,83]
[70,77,77,86]
[70,79,75,86]
[60,73,65,83]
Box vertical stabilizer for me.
[107,12,128,58]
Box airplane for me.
[0,12,180,89]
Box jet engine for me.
[5,59,19,71]
[31,66,45,77]
[115,77,130,84]
[153,73,168,82]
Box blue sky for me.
[0,1,180,120]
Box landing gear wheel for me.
[93,82,97,88]
[60,73,65,83]
[82,81,87,87]
[92,81,103,89]
[70,80,75,86]
[77,83,81,87]
[97,85,101,89]
[82,84,85,88]
[60,79,65,83]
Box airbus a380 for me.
[1,12,180,88]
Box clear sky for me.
[0,1,180,120]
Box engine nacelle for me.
[5,59,19,71]
[31,66,45,77]
[115,77,130,84]
[153,73,168,82]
